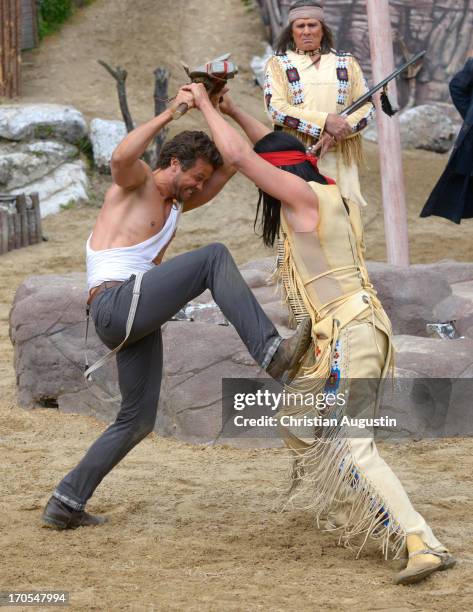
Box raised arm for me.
[185,83,317,214]
[110,88,194,190]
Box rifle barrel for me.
[342,50,426,117]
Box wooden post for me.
[0,0,22,98]
[7,213,15,251]
[17,193,28,246]
[13,212,21,248]
[26,206,36,244]
[366,0,409,266]
[0,210,7,254]
[31,192,42,243]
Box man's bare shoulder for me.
[105,162,159,204]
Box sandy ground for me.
[1,0,473,609]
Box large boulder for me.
[0,140,78,191]
[9,267,288,448]
[0,104,90,216]
[250,44,273,88]
[8,160,89,217]
[0,104,87,144]
[383,335,473,439]
[9,259,473,447]
[363,102,461,153]
[367,261,472,337]
[90,118,127,174]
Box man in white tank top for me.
[42,87,312,530]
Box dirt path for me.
[1,1,472,609]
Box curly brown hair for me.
[156,130,223,171]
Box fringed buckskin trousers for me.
[53,243,282,511]
[283,315,447,558]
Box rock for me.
[0,140,78,191]
[0,104,87,144]
[0,104,89,216]
[414,260,473,285]
[9,269,287,448]
[250,44,273,88]
[10,259,473,448]
[9,160,89,217]
[90,118,127,174]
[363,103,461,152]
[367,261,473,337]
[367,261,452,336]
[393,334,473,378]
[384,335,473,438]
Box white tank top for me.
[86,203,182,290]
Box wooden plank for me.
[13,212,21,249]
[0,0,21,97]
[0,211,7,254]
[30,0,38,48]
[14,0,21,96]
[7,213,15,251]
[0,0,4,96]
[26,207,36,245]
[1,0,8,97]
[31,192,42,244]
[16,193,28,246]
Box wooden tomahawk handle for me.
[173,102,189,120]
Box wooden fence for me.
[0,193,43,254]
[0,0,22,97]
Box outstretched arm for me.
[185,83,317,214]
[110,87,195,190]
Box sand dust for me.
[1,0,472,609]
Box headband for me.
[288,6,325,23]
[257,150,336,184]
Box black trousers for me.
[54,243,281,510]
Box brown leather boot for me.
[42,496,108,530]
[266,317,312,383]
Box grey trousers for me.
[54,243,281,510]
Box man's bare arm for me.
[183,162,236,212]
[111,88,194,190]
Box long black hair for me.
[275,1,334,55]
[253,132,328,248]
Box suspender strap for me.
[84,272,144,381]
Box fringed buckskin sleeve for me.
[344,57,375,137]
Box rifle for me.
[173,53,238,119]
[342,50,426,117]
